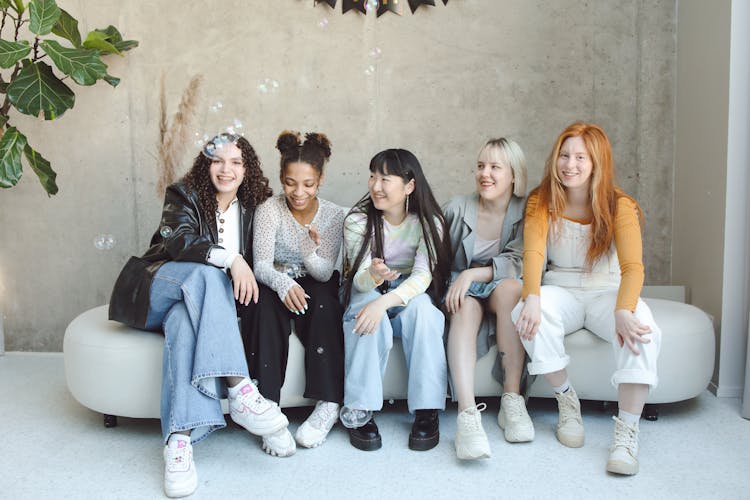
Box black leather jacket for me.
[108,181,255,329]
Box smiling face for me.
[556,135,593,193]
[475,145,514,202]
[368,164,415,220]
[209,142,245,199]
[282,161,321,213]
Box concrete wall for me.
[0,0,677,351]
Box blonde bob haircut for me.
[478,137,527,197]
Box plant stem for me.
[1,10,8,38]
[33,36,39,60]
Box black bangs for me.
[368,149,412,180]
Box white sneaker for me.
[455,403,491,460]
[163,435,198,498]
[498,393,535,442]
[607,416,640,475]
[554,388,584,448]
[229,380,288,436]
[295,401,340,448]
[262,427,297,457]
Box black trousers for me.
[238,272,344,404]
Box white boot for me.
[607,416,640,475]
[295,401,340,448]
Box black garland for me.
[314,0,449,17]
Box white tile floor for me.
[2,352,749,500]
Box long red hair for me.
[532,122,642,266]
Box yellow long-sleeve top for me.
[521,192,644,312]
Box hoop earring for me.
[405,194,409,214]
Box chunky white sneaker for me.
[295,401,340,448]
[262,427,297,457]
[229,380,288,436]
[607,416,640,475]
[498,393,535,442]
[455,403,491,460]
[163,435,198,498]
[554,388,584,448]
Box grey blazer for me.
[444,192,525,283]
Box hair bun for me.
[276,131,301,155]
[303,132,332,160]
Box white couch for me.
[63,287,715,426]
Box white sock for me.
[618,409,640,427]
[227,377,253,398]
[168,433,191,446]
[552,378,571,394]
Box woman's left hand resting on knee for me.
[353,293,403,335]
[230,256,259,305]
[614,309,651,354]
[515,294,541,341]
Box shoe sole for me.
[455,444,491,460]
[607,459,639,475]
[498,411,535,443]
[349,433,382,451]
[557,432,584,448]
[409,432,439,451]
[262,440,296,457]
[165,476,198,498]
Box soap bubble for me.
[388,399,394,405]
[339,403,372,429]
[369,47,382,59]
[93,234,116,251]
[318,17,329,28]
[364,65,376,76]
[209,101,223,113]
[316,347,324,354]
[365,0,378,11]
[258,78,280,94]
[160,226,173,238]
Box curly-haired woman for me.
[109,134,287,498]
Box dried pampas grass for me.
[157,72,204,196]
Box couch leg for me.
[104,414,118,428]
[597,401,615,413]
[643,404,659,421]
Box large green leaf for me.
[29,0,60,36]
[51,8,81,48]
[0,39,31,68]
[83,25,138,55]
[82,30,119,55]
[0,115,8,128]
[6,60,75,119]
[39,40,107,86]
[24,142,57,195]
[11,0,24,14]
[0,126,27,188]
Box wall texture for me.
[0,0,676,351]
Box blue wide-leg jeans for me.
[343,280,447,413]
[144,261,249,444]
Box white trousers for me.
[511,286,661,389]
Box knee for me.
[489,279,522,311]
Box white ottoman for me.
[64,296,714,426]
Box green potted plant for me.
[0,0,137,195]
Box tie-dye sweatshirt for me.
[344,212,434,305]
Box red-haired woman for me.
[513,122,661,476]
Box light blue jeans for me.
[144,261,249,444]
[343,278,447,413]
